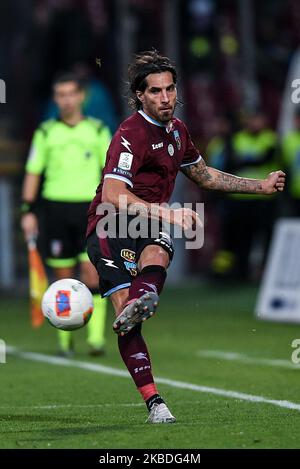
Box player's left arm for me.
[181,158,286,195]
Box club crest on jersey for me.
[168,144,175,156]
[173,130,181,150]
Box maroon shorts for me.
[86,216,174,297]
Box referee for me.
[21,73,112,357]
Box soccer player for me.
[21,73,111,357]
[86,51,285,423]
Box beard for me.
[157,102,176,123]
[159,109,173,122]
[142,100,176,124]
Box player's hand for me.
[170,208,202,230]
[262,170,286,194]
[21,213,39,241]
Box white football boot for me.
[113,292,159,336]
[146,403,176,424]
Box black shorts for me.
[43,200,90,268]
[86,216,174,297]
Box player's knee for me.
[139,245,169,269]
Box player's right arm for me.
[21,127,47,240]
[102,128,199,230]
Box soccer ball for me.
[42,279,94,331]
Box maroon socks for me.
[118,265,167,405]
[127,265,166,302]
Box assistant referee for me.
[21,73,111,356]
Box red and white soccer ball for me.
[42,279,94,331]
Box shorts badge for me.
[120,249,136,262]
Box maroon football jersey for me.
[87,110,202,236]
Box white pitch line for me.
[196,349,300,370]
[0,403,144,410]
[6,345,300,412]
[0,401,207,411]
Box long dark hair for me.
[128,50,177,110]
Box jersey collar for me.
[138,110,175,133]
[138,110,165,127]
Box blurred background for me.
[1,0,300,293]
[2,1,300,450]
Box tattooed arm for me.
[181,158,286,195]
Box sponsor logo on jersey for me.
[120,249,136,262]
[168,144,175,156]
[113,167,133,178]
[173,130,181,150]
[152,142,164,150]
[120,136,132,152]
[118,152,133,170]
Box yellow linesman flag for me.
[28,239,48,328]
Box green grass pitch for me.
[1,284,300,449]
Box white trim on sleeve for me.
[180,154,202,168]
[104,174,133,188]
